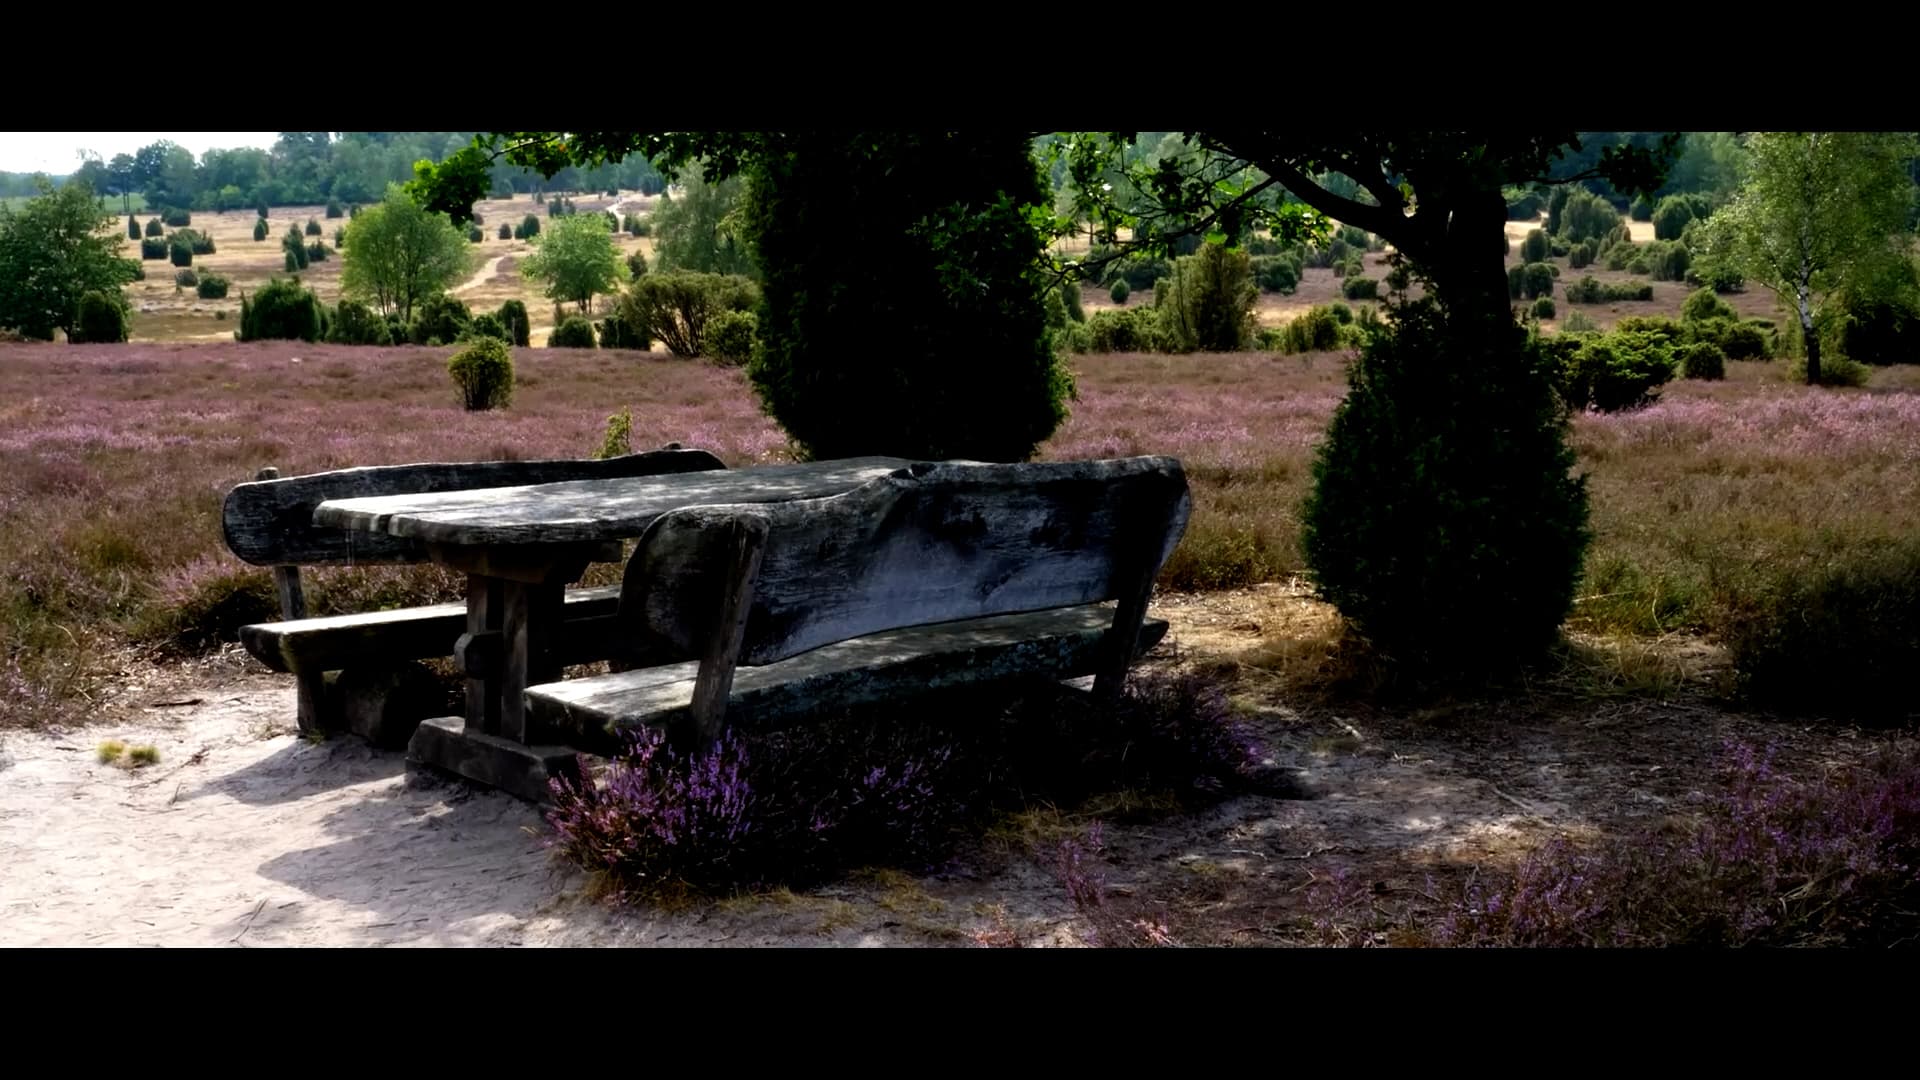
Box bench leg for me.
[294,668,328,735]
[464,575,504,735]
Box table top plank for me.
[312,456,916,548]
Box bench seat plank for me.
[525,603,1170,748]
[240,584,623,674]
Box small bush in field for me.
[410,294,471,346]
[447,337,515,410]
[549,315,597,349]
[521,214,541,239]
[1787,353,1871,387]
[1342,276,1379,301]
[140,237,167,260]
[306,241,329,262]
[464,312,511,343]
[1520,228,1549,263]
[173,268,198,289]
[1110,279,1131,304]
[169,240,192,267]
[1629,194,1653,221]
[283,251,298,272]
[706,308,757,364]
[498,223,513,240]
[596,406,634,459]
[1278,305,1349,354]
[1568,241,1593,269]
[1562,333,1676,412]
[304,217,321,237]
[1676,339,1725,380]
[144,217,164,237]
[256,198,269,219]
[1522,262,1555,299]
[126,214,140,241]
[497,299,531,347]
[1565,276,1653,304]
[325,198,344,219]
[73,290,129,344]
[252,219,268,242]
[237,278,326,343]
[326,299,390,345]
[598,314,649,350]
[1532,296,1556,320]
[1681,286,1738,324]
[162,207,190,227]
[468,225,483,243]
[1085,307,1161,353]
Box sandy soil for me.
[0,586,1868,948]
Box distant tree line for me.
[3,133,667,214]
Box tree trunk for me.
[1800,294,1820,386]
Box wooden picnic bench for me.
[310,456,918,797]
[221,445,727,743]
[515,456,1191,781]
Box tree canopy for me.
[0,178,139,340]
[339,185,472,321]
[1695,131,1919,384]
[650,164,757,278]
[519,212,629,315]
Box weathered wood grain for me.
[527,605,1172,748]
[255,468,310,619]
[238,584,622,674]
[407,716,583,805]
[311,456,914,549]
[688,517,768,744]
[623,457,1191,668]
[223,446,728,567]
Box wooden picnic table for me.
[311,456,914,755]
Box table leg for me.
[500,578,565,744]
[464,575,504,734]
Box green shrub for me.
[326,300,390,345]
[1562,310,1598,333]
[498,223,512,240]
[325,198,344,219]
[1568,242,1593,269]
[237,278,326,342]
[129,262,144,282]
[182,229,215,255]
[520,214,541,240]
[1643,240,1690,281]
[162,207,190,227]
[139,237,167,260]
[598,311,650,350]
[252,219,268,242]
[1686,261,1746,294]
[283,252,298,272]
[1716,542,1920,722]
[174,268,198,288]
[1676,340,1726,380]
[1061,281,1085,323]
[1834,289,1920,366]
[307,241,329,263]
[618,271,757,358]
[1084,307,1161,353]
[144,217,164,238]
[1109,278,1131,304]
[447,337,515,410]
[1093,249,1173,292]
[1557,188,1621,244]
[1327,302,1354,326]
[304,217,322,237]
[256,199,269,219]
[1629,194,1653,221]
[1532,297,1556,320]
[1520,228,1549,263]
[1718,321,1773,360]
[1522,262,1555,300]
[706,308,757,364]
[1277,305,1349,354]
[126,214,140,241]
[1613,315,1686,343]
[1564,276,1653,304]
[497,300,531,347]
[1153,242,1257,353]
[463,312,511,343]
[468,225,483,243]
[1652,194,1702,241]
[169,240,192,267]
[1342,276,1380,301]
[71,290,129,344]
[282,226,309,270]
[1681,286,1738,324]
[410,294,471,346]
[1251,254,1300,294]
[1302,299,1589,675]
[1787,353,1871,387]
[1562,332,1676,411]
[1505,188,1545,220]
[549,315,597,348]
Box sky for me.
[0,132,281,174]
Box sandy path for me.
[455,254,510,295]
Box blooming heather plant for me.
[1423,742,1920,948]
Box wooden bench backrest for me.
[621,456,1191,667]
[223,446,728,567]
